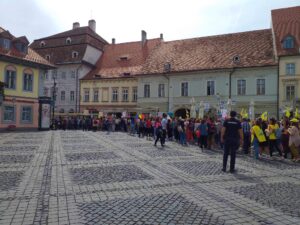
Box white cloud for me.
[1,0,299,43]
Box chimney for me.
[160,33,164,40]
[88,19,96,32]
[141,30,147,46]
[112,38,115,44]
[73,22,80,29]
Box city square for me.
[0,130,300,225]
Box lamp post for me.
[216,93,221,118]
[227,98,232,116]
[249,99,255,121]
[52,77,57,122]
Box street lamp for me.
[52,77,57,123]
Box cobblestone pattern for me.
[1,131,300,225]
[139,148,192,157]
[70,165,154,185]
[0,146,38,152]
[65,152,120,161]
[79,193,225,225]
[0,171,24,191]
[171,161,248,176]
[229,182,300,218]
[0,154,34,164]
[63,144,103,151]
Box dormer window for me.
[119,55,129,61]
[3,38,11,50]
[283,36,294,49]
[15,43,28,54]
[233,55,240,64]
[72,51,78,58]
[123,72,131,76]
[66,37,72,44]
[40,41,46,47]
[45,55,50,61]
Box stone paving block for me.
[171,161,248,176]
[0,171,24,191]
[229,182,300,218]
[139,148,192,157]
[0,155,34,164]
[78,193,225,225]
[0,146,38,152]
[70,165,154,185]
[65,152,120,161]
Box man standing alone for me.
[221,111,243,173]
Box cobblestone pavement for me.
[0,131,300,225]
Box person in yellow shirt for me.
[267,118,283,159]
[251,119,269,159]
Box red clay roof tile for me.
[141,29,276,75]
[272,6,300,56]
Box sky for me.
[0,0,299,43]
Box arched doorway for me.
[175,108,190,119]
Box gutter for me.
[75,64,83,113]
[277,56,280,119]
[229,68,236,99]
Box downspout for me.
[75,64,82,113]
[277,57,280,119]
[162,74,170,112]
[229,68,235,99]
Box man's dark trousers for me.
[243,133,250,154]
[223,139,239,171]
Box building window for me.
[256,79,265,95]
[3,39,11,49]
[61,71,66,79]
[3,105,15,122]
[71,71,76,78]
[112,88,118,102]
[46,55,50,61]
[122,88,129,102]
[70,91,75,102]
[43,87,49,97]
[5,67,16,89]
[52,70,57,79]
[133,87,138,102]
[286,85,295,101]
[93,89,99,102]
[158,84,165,97]
[286,63,296,75]
[237,79,246,95]
[144,84,150,98]
[61,91,65,101]
[181,82,188,97]
[207,81,215,96]
[44,73,48,80]
[21,106,32,123]
[84,89,90,102]
[72,51,78,58]
[66,37,72,44]
[23,72,33,92]
[283,36,294,49]
[40,41,45,47]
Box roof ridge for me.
[107,38,161,46]
[164,29,271,43]
[271,5,300,13]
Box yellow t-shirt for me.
[252,125,266,143]
[268,124,279,140]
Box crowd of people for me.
[51,112,300,163]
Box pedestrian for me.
[161,113,168,145]
[267,118,283,159]
[198,119,208,150]
[154,118,164,147]
[241,118,251,154]
[288,118,300,162]
[221,111,243,173]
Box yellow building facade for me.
[80,78,138,116]
[279,56,300,110]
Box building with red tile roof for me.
[31,20,108,113]
[80,31,162,115]
[271,6,300,113]
[0,27,55,130]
